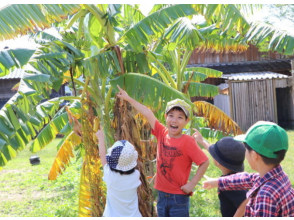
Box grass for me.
[0,138,80,217]
[1,131,294,217]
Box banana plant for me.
[0,3,267,217]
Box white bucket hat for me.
[106,140,138,171]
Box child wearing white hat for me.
[96,127,142,217]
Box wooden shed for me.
[223,71,293,131]
[187,44,294,130]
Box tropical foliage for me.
[2,3,292,217]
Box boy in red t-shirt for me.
[117,85,209,217]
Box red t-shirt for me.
[152,120,208,195]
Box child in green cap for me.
[117,85,209,217]
[203,121,294,217]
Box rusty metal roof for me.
[187,59,291,74]
[223,71,290,81]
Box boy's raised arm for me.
[117,85,156,129]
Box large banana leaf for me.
[243,21,294,55]
[186,67,223,78]
[123,4,196,53]
[192,4,252,36]
[0,4,81,41]
[0,48,36,76]
[186,82,219,98]
[163,17,205,50]
[110,73,193,111]
[197,24,249,52]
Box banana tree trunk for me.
[80,92,106,217]
[112,97,155,217]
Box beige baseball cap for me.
[165,99,191,117]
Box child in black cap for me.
[192,129,247,217]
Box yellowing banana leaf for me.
[48,131,81,180]
[78,161,92,217]
[194,101,243,136]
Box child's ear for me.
[186,118,190,122]
[252,150,259,161]
[164,114,167,118]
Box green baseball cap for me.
[234,121,288,158]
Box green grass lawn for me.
[0,131,294,217]
[0,139,80,217]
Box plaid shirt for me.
[218,165,294,217]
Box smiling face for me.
[165,108,189,138]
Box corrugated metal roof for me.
[0,69,25,80]
[187,59,291,74]
[222,71,290,81]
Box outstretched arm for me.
[96,126,107,167]
[202,178,219,190]
[192,128,210,151]
[117,85,156,129]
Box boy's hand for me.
[181,181,196,194]
[202,178,218,190]
[117,85,130,101]
[95,125,104,142]
[192,128,204,143]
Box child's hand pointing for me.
[117,85,130,101]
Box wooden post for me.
[228,80,234,121]
[290,60,294,127]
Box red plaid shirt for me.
[218,165,294,217]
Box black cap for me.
[209,137,245,173]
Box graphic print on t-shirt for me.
[159,136,183,183]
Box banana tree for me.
[0,3,271,217]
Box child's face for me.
[165,109,189,138]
